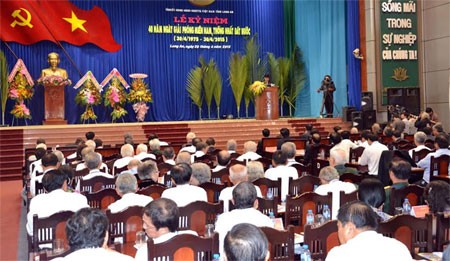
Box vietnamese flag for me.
[1,0,121,52]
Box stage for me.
[0,117,350,180]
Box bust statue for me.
[41,52,68,79]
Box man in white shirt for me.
[175,151,192,165]
[30,152,61,197]
[315,166,357,219]
[135,198,197,261]
[219,164,262,212]
[358,133,389,175]
[161,163,207,207]
[417,134,450,184]
[58,208,133,260]
[162,147,176,166]
[27,169,89,235]
[212,150,230,172]
[76,152,113,191]
[226,139,238,154]
[215,181,274,256]
[179,132,196,153]
[191,142,208,163]
[326,201,411,261]
[408,131,432,160]
[107,173,152,213]
[113,144,134,174]
[236,141,262,162]
[134,143,156,161]
[264,150,298,201]
[330,132,357,163]
[281,142,302,166]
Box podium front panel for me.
[44,85,65,120]
[255,87,279,120]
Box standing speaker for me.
[387,88,420,116]
[361,92,373,111]
[362,110,376,130]
[351,111,363,130]
[342,106,356,122]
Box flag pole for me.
[1,41,20,61]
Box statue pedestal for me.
[43,84,66,125]
[255,87,279,120]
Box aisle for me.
[0,180,22,260]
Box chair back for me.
[430,175,450,184]
[398,142,415,151]
[210,168,230,186]
[194,154,214,168]
[285,192,332,232]
[199,182,226,203]
[256,157,272,171]
[260,225,295,261]
[339,190,358,206]
[84,188,120,209]
[137,184,167,199]
[113,165,128,175]
[349,146,365,163]
[435,212,450,251]
[147,232,219,260]
[253,177,282,199]
[339,173,364,185]
[106,206,143,244]
[291,163,311,176]
[303,220,339,260]
[377,214,433,254]
[178,201,223,236]
[79,176,116,193]
[424,140,434,149]
[157,162,174,176]
[30,210,74,253]
[430,155,449,176]
[412,149,432,163]
[35,180,46,196]
[288,175,320,197]
[311,158,330,177]
[73,168,89,186]
[389,185,425,215]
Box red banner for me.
[1,0,121,52]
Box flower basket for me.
[249,81,267,96]
[37,75,71,88]
[128,74,153,121]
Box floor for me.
[0,180,22,260]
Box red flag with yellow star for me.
[1,0,121,52]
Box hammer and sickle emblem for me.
[10,8,33,28]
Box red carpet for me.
[0,180,22,260]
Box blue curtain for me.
[346,0,362,109]
[1,0,285,125]
[294,0,347,117]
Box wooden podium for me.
[255,86,279,120]
[43,85,67,125]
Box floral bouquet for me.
[10,101,31,119]
[9,73,34,101]
[249,81,267,96]
[75,79,102,121]
[37,75,71,88]
[103,77,128,121]
[128,73,153,122]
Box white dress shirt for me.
[314,179,357,219]
[417,148,450,183]
[408,145,432,160]
[107,193,153,213]
[27,189,89,235]
[264,165,298,201]
[161,184,207,207]
[326,231,411,261]
[219,184,262,212]
[215,208,274,256]
[54,247,133,261]
[179,145,196,153]
[212,165,227,172]
[134,152,156,161]
[358,141,389,175]
[236,152,262,162]
[330,139,358,163]
[112,156,133,174]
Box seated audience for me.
[31,152,61,197]
[237,141,262,162]
[355,130,371,148]
[358,178,392,222]
[219,164,262,212]
[137,161,159,189]
[59,208,133,260]
[175,151,192,165]
[179,132,196,153]
[257,128,270,155]
[148,133,169,146]
[414,112,431,132]
[190,162,211,186]
[107,173,152,213]
[417,134,450,184]
[135,198,197,260]
[113,144,135,173]
[206,137,216,154]
[81,152,112,180]
[299,124,313,141]
[224,223,269,261]
[423,126,435,141]
[408,131,431,160]
[264,150,298,201]
[432,123,445,137]
[192,141,208,162]
[29,147,47,176]
[212,150,230,172]
[161,163,207,206]
[276,128,290,150]
[315,166,357,219]
[281,142,302,166]
[303,133,322,164]
[74,146,94,171]
[383,160,411,213]
[358,132,389,175]
[215,182,274,256]
[162,147,176,165]
[247,161,265,182]
[424,180,450,215]
[329,149,358,175]
[326,201,411,260]
[149,138,162,156]
[391,114,406,134]
[27,169,89,235]
[123,159,141,175]
[227,139,238,154]
[134,143,156,161]
[123,133,134,145]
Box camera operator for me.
[317,75,336,118]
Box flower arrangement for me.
[103,77,128,121]
[128,73,153,122]
[8,63,34,119]
[37,75,71,88]
[249,81,266,96]
[75,79,102,121]
[10,101,31,119]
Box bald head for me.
[229,164,248,185]
[244,141,257,153]
[176,151,191,165]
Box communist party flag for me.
[1,0,121,52]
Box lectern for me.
[255,87,279,120]
[43,85,67,125]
